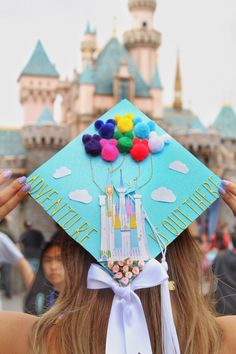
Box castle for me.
[0,0,236,238]
[100,171,150,262]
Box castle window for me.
[142,21,147,28]
[118,79,129,100]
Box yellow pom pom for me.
[114,115,122,123]
[117,118,133,133]
[124,113,134,121]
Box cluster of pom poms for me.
[82,114,171,162]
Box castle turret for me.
[123,0,161,84]
[173,52,183,112]
[150,65,163,122]
[80,23,97,70]
[19,41,59,126]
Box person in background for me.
[19,220,45,272]
[0,218,16,298]
[24,235,65,316]
[213,228,236,315]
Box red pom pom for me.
[130,140,149,162]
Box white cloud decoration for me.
[68,189,93,204]
[151,187,176,203]
[169,160,189,174]
[53,167,71,179]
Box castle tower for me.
[150,65,163,122]
[173,51,183,112]
[123,0,161,84]
[19,41,59,126]
[80,22,97,70]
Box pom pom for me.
[124,131,134,139]
[106,119,116,126]
[114,130,123,140]
[134,122,150,139]
[162,134,171,144]
[84,140,102,156]
[124,113,134,120]
[94,120,103,130]
[130,139,150,162]
[147,121,156,132]
[82,134,92,144]
[99,123,115,139]
[148,136,164,153]
[133,117,142,125]
[117,137,133,153]
[101,143,119,162]
[93,134,101,141]
[117,118,133,133]
[114,115,122,123]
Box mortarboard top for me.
[27,99,220,284]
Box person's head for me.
[24,220,32,229]
[30,229,221,354]
[41,239,65,293]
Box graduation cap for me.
[27,99,221,354]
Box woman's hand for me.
[219,180,236,217]
[0,170,31,219]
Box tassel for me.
[161,256,181,354]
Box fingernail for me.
[2,170,12,180]
[221,179,230,186]
[22,184,31,192]
[18,176,27,184]
[218,187,226,195]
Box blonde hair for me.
[30,230,222,354]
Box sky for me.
[0,0,235,127]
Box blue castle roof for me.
[78,38,150,97]
[36,107,56,126]
[151,66,163,89]
[0,129,26,156]
[20,40,59,78]
[80,68,96,84]
[212,105,236,139]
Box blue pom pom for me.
[134,122,150,139]
[147,121,156,132]
[133,117,142,125]
[84,140,102,156]
[93,134,101,141]
[95,120,104,130]
[107,119,116,126]
[100,123,115,139]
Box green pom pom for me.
[124,131,134,139]
[117,137,133,153]
[114,130,122,140]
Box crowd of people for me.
[0,171,236,353]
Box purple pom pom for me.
[82,134,92,144]
[93,134,101,141]
[95,120,104,130]
[100,123,115,139]
[84,140,102,156]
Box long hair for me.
[30,230,222,354]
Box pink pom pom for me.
[101,143,119,162]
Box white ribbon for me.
[87,258,180,354]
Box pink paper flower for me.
[112,264,119,273]
[108,261,114,269]
[132,267,140,275]
[125,271,133,279]
[118,260,124,267]
[122,265,129,273]
[114,272,123,279]
[138,261,144,269]
[126,258,133,266]
[121,277,129,285]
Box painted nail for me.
[221,179,230,187]
[2,170,12,180]
[18,176,27,184]
[22,184,31,192]
[218,187,226,196]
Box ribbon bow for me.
[88,258,179,354]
